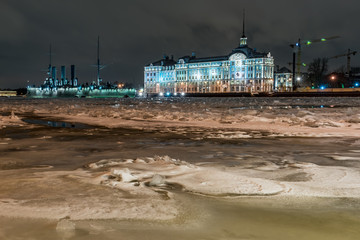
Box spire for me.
[240,9,248,47]
[242,8,245,38]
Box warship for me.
[27,37,137,98]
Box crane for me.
[327,49,357,75]
[289,36,340,90]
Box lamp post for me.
[330,75,336,88]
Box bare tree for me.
[307,58,328,87]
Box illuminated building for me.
[0,91,17,97]
[144,25,275,95]
[274,67,293,92]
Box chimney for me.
[61,66,66,80]
[51,66,57,80]
[71,65,75,81]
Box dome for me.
[229,53,246,61]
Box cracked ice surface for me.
[1,97,360,137]
[1,97,360,222]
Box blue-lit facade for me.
[274,67,293,92]
[144,35,274,95]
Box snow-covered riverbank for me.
[1,97,360,225]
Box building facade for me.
[144,33,275,95]
[274,67,293,92]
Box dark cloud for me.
[0,0,359,88]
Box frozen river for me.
[1,97,360,239]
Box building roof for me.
[177,46,268,64]
[146,40,270,67]
[276,67,292,73]
[230,45,268,58]
[178,55,229,64]
[146,56,176,67]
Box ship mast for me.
[92,36,106,86]
[48,44,52,78]
[97,36,101,86]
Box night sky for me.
[0,0,359,89]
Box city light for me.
[320,86,325,90]
[331,75,336,80]
[296,77,301,81]
[181,92,185,96]
[166,92,170,96]
[159,92,164,96]
[174,93,178,96]
[355,83,359,87]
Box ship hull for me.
[26,87,136,98]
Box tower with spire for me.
[240,9,247,47]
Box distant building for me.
[0,91,17,97]
[351,67,360,79]
[351,67,360,87]
[144,23,274,95]
[274,67,292,92]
